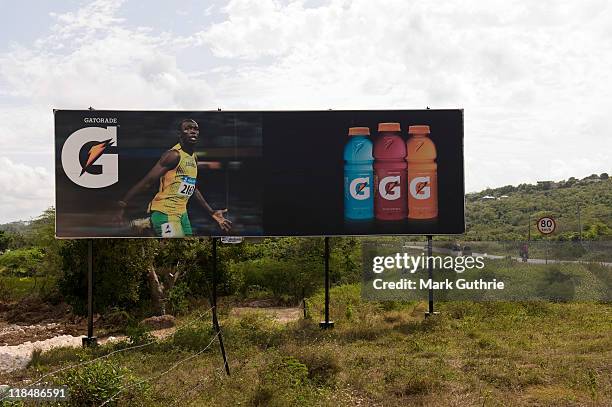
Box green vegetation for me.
[0,176,610,405]
[1,287,610,406]
[0,248,44,276]
[466,176,612,241]
[55,360,152,406]
[0,276,49,302]
[0,176,609,310]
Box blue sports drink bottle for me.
[344,127,374,220]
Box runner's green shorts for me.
[150,211,193,237]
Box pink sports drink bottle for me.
[373,122,407,220]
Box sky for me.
[0,0,611,223]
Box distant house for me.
[499,195,509,199]
[481,195,496,200]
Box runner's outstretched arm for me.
[114,150,180,224]
[193,188,232,232]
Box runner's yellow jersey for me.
[148,144,198,216]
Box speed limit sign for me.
[537,217,556,235]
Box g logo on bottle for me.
[379,176,401,200]
[61,126,118,188]
[349,177,370,200]
[409,176,431,200]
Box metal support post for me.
[320,237,334,328]
[425,235,439,317]
[211,237,230,375]
[83,240,97,347]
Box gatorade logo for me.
[61,126,118,188]
[410,176,431,200]
[379,176,401,200]
[349,177,370,200]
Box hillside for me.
[1,175,610,243]
[465,175,612,241]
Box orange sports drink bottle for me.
[406,125,438,219]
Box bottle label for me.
[379,176,401,200]
[349,177,371,200]
[409,176,431,200]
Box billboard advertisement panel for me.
[55,110,464,238]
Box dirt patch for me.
[2,297,73,325]
[230,307,302,324]
[140,315,176,330]
[0,298,88,346]
[0,322,80,347]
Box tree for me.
[0,230,9,252]
[27,207,64,277]
[59,240,154,315]
[58,237,218,316]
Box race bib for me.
[178,176,196,197]
[161,222,176,238]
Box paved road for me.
[402,245,612,267]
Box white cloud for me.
[193,0,612,191]
[47,0,127,43]
[1,28,212,109]
[0,157,54,223]
[0,0,218,221]
[0,107,54,153]
[0,0,611,222]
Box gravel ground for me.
[0,334,84,373]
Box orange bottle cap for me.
[348,127,370,136]
[378,122,401,132]
[408,125,430,135]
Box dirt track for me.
[230,306,302,323]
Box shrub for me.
[55,361,150,406]
[270,356,309,386]
[126,324,154,346]
[0,248,44,276]
[58,240,150,315]
[172,321,215,351]
[167,282,190,316]
[227,311,283,349]
[295,348,340,386]
[230,258,321,303]
[251,355,310,406]
[28,347,89,369]
[103,308,133,330]
[309,283,364,323]
[392,374,436,396]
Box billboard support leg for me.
[302,287,307,319]
[83,240,97,347]
[320,237,334,329]
[425,235,439,318]
[211,237,230,376]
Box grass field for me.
[1,285,610,406]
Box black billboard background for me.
[55,110,464,238]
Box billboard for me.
[55,110,464,238]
